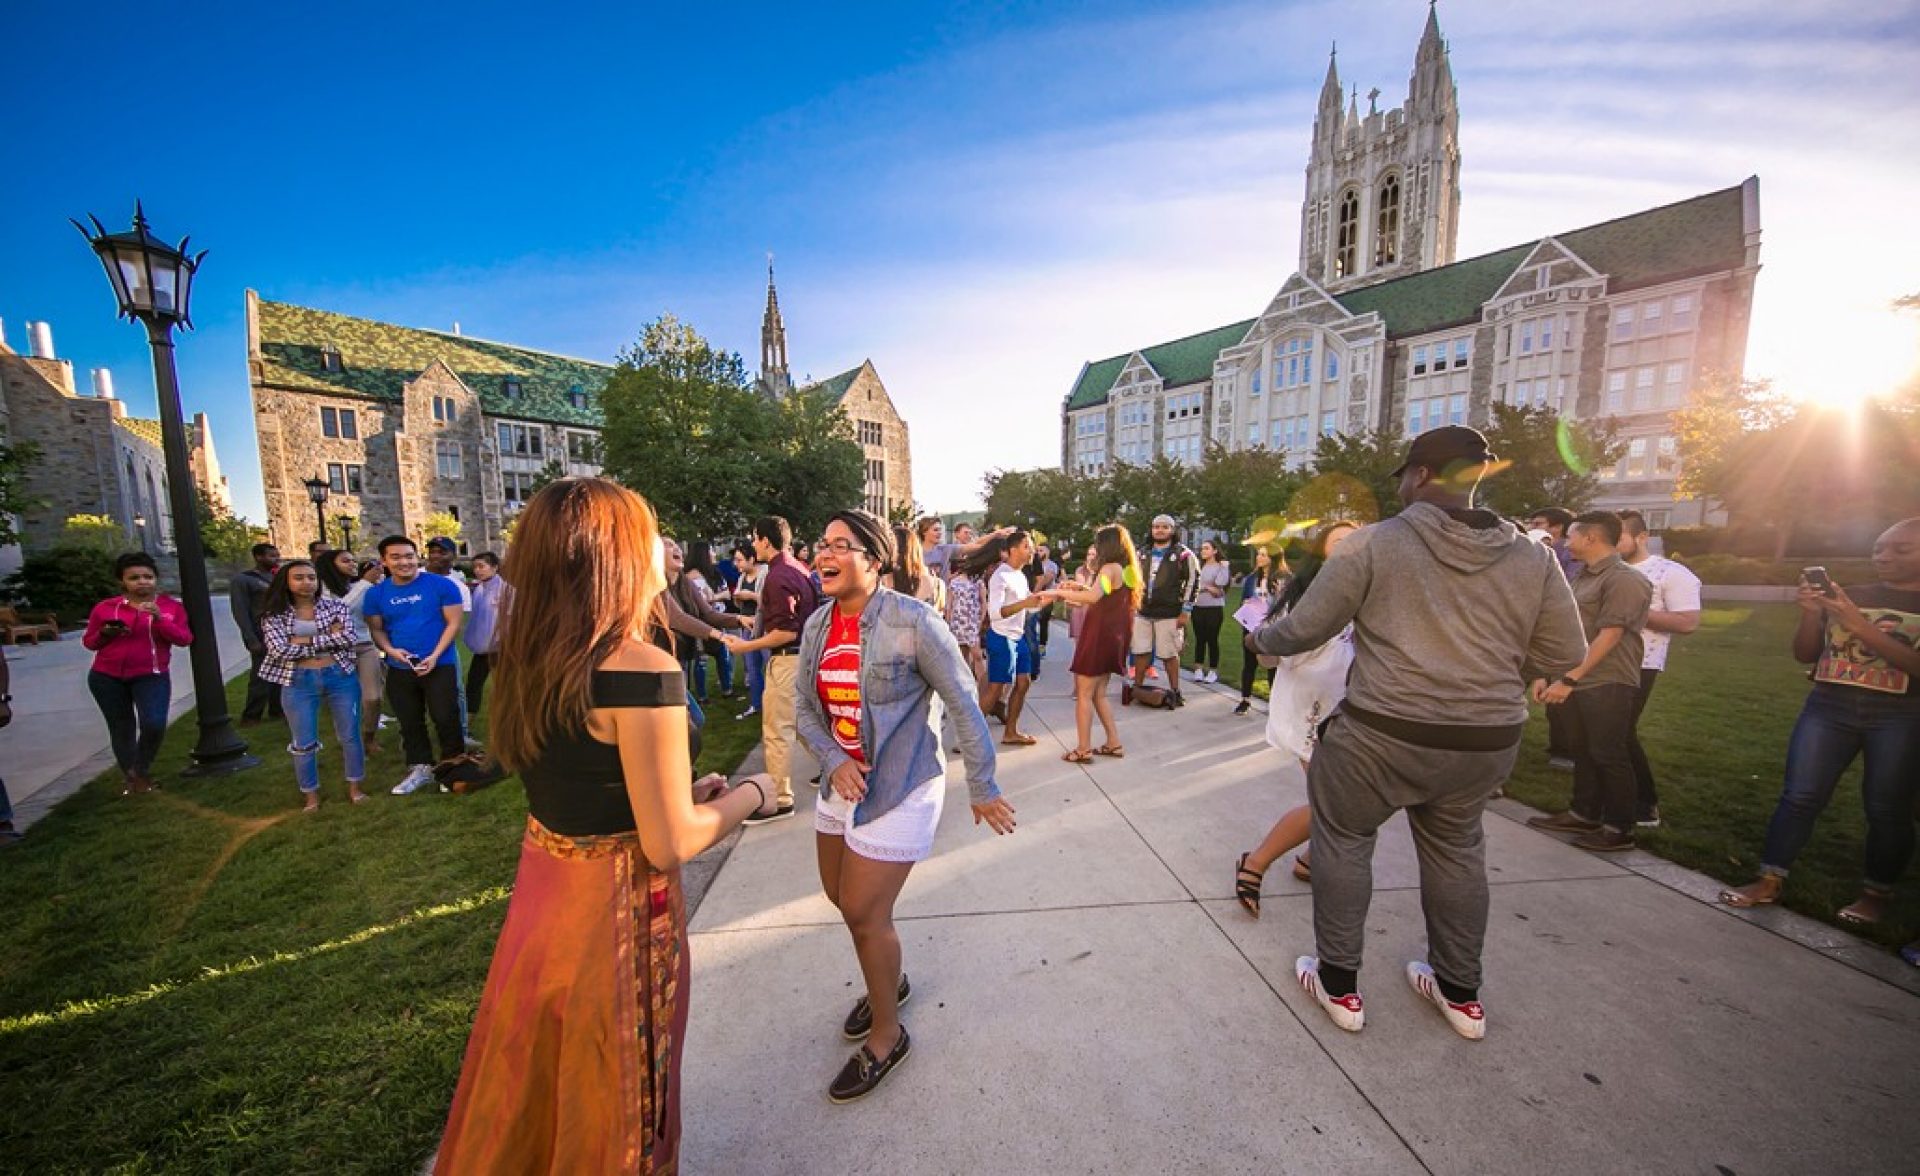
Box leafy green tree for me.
[1477,404,1626,518]
[0,438,44,548]
[982,467,1087,545]
[62,513,124,554]
[1190,444,1305,541]
[527,457,568,496]
[765,389,866,543]
[1106,456,1201,542]
[1672,374,1791,505]
[418,511,463,545]
[194,490,269,562]
[1308,428,1410,520]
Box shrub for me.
[2,545,120,622]
[1673,554,1878,586]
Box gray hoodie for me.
[1253,501,1586,729]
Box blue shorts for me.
[986,631,1035,684]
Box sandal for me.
[1062,749,1093,764]
[1235,854,1265,918]
[1001,733,1038,747]
[1838,888,1892,926]
[1093,745,1125,758]
[1718,878,1782,909]
[1291,853,1312,883]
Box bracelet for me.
[741,780,768,812]
[1557,675,1579,687]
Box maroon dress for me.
[1071,586,1132,677]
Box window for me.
[1374,174,1400,266]
[326,462,364,495]
[1633,367,1656,411]
[503,376,523,400]
[435,439,462,480]
[1663,362,1688,406]
[1649,508,1671,530]
[1642,301,1663,334]
[319,406,358,440]
[1627,438,1648,476]
[1656,435,1679,475]
[857,420,884,445]
[568,383,589,410]
[502,471,535,509]
[1612,306,1636,342]
[1251,367,1262,395]
[567,431,598,463]
[1447,394,1467,426]
[1513,379,1530,407]
[1539,317,1554,350]
[1326,351,1339,382]
[1270,419,1285,448]
[320,344,342,373]
[1453,339,1470,369]
[1412,345,1429,376]
[1335,189,1360,279]
[1248,423,1261,446]
[1671,293,1695,330]
[1606,371,1627,414]
[432,395,456,424]
[496,422,543,457]
[1320,410,1337,438]
[1407,398,1426,436]
[1519,321,1534,355]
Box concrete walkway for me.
[682,640,1920,1175]
[0,595,253,826]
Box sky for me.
[4,0,1918,523]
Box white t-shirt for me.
[986,563,1031,641]
[1629,555,1702,671]
[434,570,473,613]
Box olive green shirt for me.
[1569,553,1651,690]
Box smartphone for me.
[1801,566,1835,597]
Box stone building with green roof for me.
[1063,9,1760,530]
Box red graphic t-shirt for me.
[817,605,866,762]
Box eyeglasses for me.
[814,538,869,556]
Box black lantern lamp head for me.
[304,475,331,505]
[72,201,208,329]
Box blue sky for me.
[5,0,1918,522]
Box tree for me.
[527,457,567,496]
[1672,374,1791,504]
[1106,456,1200,543]
[194,490,269,562]
[1477,404,1626,518]
[418,511,463,545]
[0,438,44,548]
[599,315,861,541]
[1308,428,1410,520]
[1190,444,1305,542]
[982,468,1087,546]
[887,498,926,528]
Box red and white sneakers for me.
[1296,956,1365,1032]
[1406,960,1486,1041]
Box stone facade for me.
[809,360,914,520]
[1061,10,1760,531]
[0,326,179,573]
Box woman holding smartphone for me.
[82,552,192,794]
[795,509,1013,1103]
[259,559,367,811]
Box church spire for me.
[760,254,791,398]
[1411,0,1455,114]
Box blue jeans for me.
[88,670,172,775]
[1761,687,1920,888]
[283,664,365,793]
[746,649,767,711]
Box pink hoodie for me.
[82,594,193,679]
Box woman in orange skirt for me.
[434,478,776,1175]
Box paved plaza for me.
[682,646,1920,1175]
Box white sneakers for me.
[1296,956,1487,1040]
[392,764,434,795]
[1187,668,1221,684]
[1406,961,1486,1041]
[1205,669,1219,683]
[1296,957,1365,1032]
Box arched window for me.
[1374,173,1401,267]
[1334,189,1360,279]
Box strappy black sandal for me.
[1236,853,1266,918]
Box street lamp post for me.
[336,514,356,554]
[304,475,330,548]
[75,203,258,776]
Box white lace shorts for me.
[814,773,946,863]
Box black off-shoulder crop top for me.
[518,670,698,837]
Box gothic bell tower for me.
[1299,3,1461,293]
[759,256,793,399]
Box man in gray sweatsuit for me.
[1253,426,1585,1039]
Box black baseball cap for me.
[1390,425,1497,478]
[425,536,458,552]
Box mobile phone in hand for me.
[1801,566,1835,597]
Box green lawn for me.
[0,661,758,1175]
[1185,602,1918,947]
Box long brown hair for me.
[890,523,924,596]
[489,478,668,771]
[1093,523,1143,608]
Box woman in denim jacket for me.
[260,559,367,811]
[795,509,1015,1104]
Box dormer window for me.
[568,383,588,410]
[503,376,523,400]
[320,344,342,373]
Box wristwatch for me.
[0,693,12,704]
[1557,675,1579,688]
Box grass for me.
[1181,603,1918,947]
[0,659,758,1175]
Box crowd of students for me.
[34,423,1919,1171]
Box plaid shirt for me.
[259,597,359,685]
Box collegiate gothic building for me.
[250,267,913,553]
[1060,8,1760,529]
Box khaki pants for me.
[762,653,800,807]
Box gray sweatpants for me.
[1307,713,1519,991]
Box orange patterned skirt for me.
[435,817,688,1175]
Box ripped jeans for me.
[283,664,365,793]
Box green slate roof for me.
[801,364,862,403]
[1065,319,1256,411]
[117,417,164,448]
[1067,183,1751,409]
[254,298,612,428]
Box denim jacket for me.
[795,587,999,827]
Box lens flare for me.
[1554,419,1588,475]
